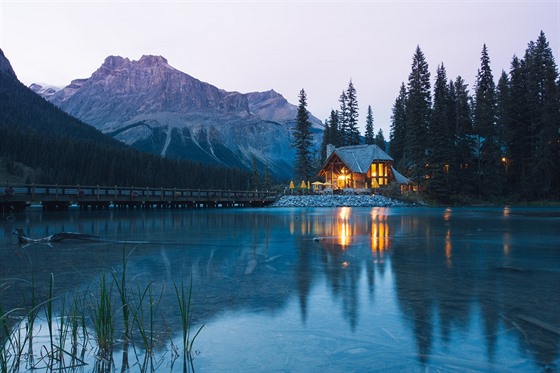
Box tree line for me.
[0,71,254,190]
[293,31,559,202]
[390,31,559,201]
[294,82,387,183]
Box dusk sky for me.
[1,0,558,135]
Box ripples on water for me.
[1,206,559,372]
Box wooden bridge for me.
[1,184,279,212]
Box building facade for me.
[318,144,413,190]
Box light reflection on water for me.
[1,206,559,372]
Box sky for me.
[1,0,559,136]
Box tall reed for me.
[112,249,132,342]
[132,281,164,356]
[173,278,204,369]
[90,274,115,359]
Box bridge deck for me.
[1,184,278,211]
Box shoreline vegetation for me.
[0,251,202,373]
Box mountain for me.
[0,48,253,189]
[0,49,17,79]
[29,83,61,99]
[38,55,323,180]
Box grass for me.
[174,278,204,371]
[0,250,203,372]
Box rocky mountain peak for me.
[138,55,169,66]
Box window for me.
[370,163,388,187]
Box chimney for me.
[326,144,336,159]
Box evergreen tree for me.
[365,105,375,145]
[404,46,431,185]
[375,129,386,151]
[473,44,503,198]
[426,64,452,200]
[389,83,407,165]
[346,80,361,145]
[506,56,531,195]
[292,88,314,182]
[319,110,342,163]
[496,70,511,189]
[523,31,559,197]
[321,117,332,163]
[338,90,350,146]
[451,76,476,195]
[328,110,340,147]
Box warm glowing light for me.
[443,207,452,221]
[338,207,351,247]
[342,261,349,267]
[339,207,350,221]
[445,230,452,267]
[370,209,389,252]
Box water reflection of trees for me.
[389,209,560,369]
[307,208,560,369]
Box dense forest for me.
[391,31,559,202]
[0,70,254,190]
[316,31,559,202]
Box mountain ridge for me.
[36,55,323,179]
[0,48,254,188]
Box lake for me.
[1,206,559,372]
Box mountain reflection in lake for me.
[1,207,559,372]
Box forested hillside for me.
[0,66,254,190]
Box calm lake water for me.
[1,206,559,372]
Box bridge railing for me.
[1,184,278,202]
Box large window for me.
[370,163,388,187]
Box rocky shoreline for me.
[272,194,414,208]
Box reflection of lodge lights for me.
[370,209,389,252]
[443,207,452,221]
[445,230,452,267]
[338,207,351,247]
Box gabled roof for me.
[328,144,393,173]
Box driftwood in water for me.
[13,228,101,245]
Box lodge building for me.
[318,144,413,191]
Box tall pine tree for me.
[293,89,314,182]
[523,31,559,197]
[506,56,531,194]
[473,44,503,198]
[426,64,452,200]
[346,80,361,145]
[404,46,431,186]
[389,83,407,165]
[375,129,386,151]
[365,105,375,145]
[338,90,350,146]
[319,110,340,163]
[452,76,476,195]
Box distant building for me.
[318,144,414,191]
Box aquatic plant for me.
[112,249,132,342]
[174,278,204,369]
[89,273,115,360]
[0,263,204,372]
